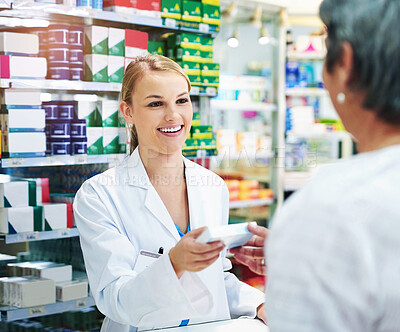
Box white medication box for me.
[108,56,124,83]
[87,127,103,154]
[12,276,55,308]
[0,277,26,305]
[0,32,39,55]
[56,280,88,302]
[0,55,47,79]
[75,100,102,127]
[32,262,72,283]
[0,89,42,107]
[103,127,119,154]
[0,206,43,234]
[2,108,46,132]
[108,27,125,56]
[196,222,257,249]
[0,180,36,208]
[101,100,120,127]
[42,203,67,230]
[84,26,108,55]
[84,54,108,82]
[2,132,46,158]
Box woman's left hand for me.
[256,303,267,325]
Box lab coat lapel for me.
[184,158,203,231]
[126,148,181,242]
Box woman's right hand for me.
[169,227,225,278]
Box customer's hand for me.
[169,227,225,278]
[257,303,267,325]
[229,223,269,275]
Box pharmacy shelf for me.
[286,131,351,140]
[1,154,127,168]
[229,198,274,209]
[285,87,328,97]
[287,52,326,61]
[211,100,277,112]
[0,228,79,244]
[0,79,217,97]
[0,297,95,322]
[1,4,216,35]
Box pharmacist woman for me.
[73,55,265,332]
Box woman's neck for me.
[138,146,185,186]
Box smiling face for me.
[124,70,192,155]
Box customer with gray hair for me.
[234,0,400,330]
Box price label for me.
[74,155,87,164]
[9,158,24,167]
[29,305,45,316]
[191,87,200,95]
[199,23,210,33]
[76,298,87,308]
[206,87,217,96]
[57,229,70,238]
[24,232,40,241]
[165,18,177,28]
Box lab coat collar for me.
[124,147,202,241]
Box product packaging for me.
[202,3,220,26]
[0,206,43,234]
[108,56,124,83]
[108,28,125,57]
[0,55,47,79]
[0,32,39,55]
[84,54,108,82]
[87,127,103,154]
[103,127,119,154]
[12,276,55,308]
[84,26,109,55]
[2,132,46,157]
[147,41,165,55]
[182,0,202,22]
[0,89,42,108]
[75,101,102,127]
[0,179,36,208]
[56,280,88,302]
[125,29,149,58]
[161,0,182,19]
[101,100,120,127]
[42,203,68,230]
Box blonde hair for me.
[121,54,191,154]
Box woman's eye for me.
[148,101,163,107]
[177,98,189,104]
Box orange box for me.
[259,189,274,199]
[239,180,259,191]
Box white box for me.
[75,100,102,127]
[101,100,120,127]
[84,54,108,82]
[42,203,67,230]
[33,263,72,283]
[84,26,108,55]
[4,109,45,132]
[108,28,125,57]
[0,277,26,305]
[2,132,46,157]
[108,56,124,83]
[0,89,42,107]
[0,206,43,234]
[56,280,88,302]
[103,127,119,154]
[196,222,257,249]
[13,277,55,308]
[125,47,147,59]
[87,127,103,154]
[0,32,39,55]
[0,181,30,208]
[9,56,47,79]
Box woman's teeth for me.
[159,125,182,133]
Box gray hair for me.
[320,0,400,124]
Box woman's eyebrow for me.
[145,95,164,99]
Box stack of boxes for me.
[42,100,88,156]
[166,32,219,93]
[225,179,274,202]
[76,99,126,154]
[84,26,148,83]
[103,0,161,17]
[183,112,217,157]
[161,0,220,32]
[0,90,46,158]
[0,175,73,234]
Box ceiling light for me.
[249,5,262,29]
[221,1,238,19]
[227,28,239,48]
[258,27,270,45]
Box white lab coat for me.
[74,147,265,332]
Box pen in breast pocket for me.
[158,247,164,254]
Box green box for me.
[179,61,201,75]
[191,125,213,139]
[201,50,213,63]
[84,55,108,82]
[202,4,220,26]
[201,36,213,52]
[201,62,220,76]
[161,0,182,19]
[188,74,202,84]
[168,33,202,49]
[202,75,219,88]
[192,112,200,126]
[198,138,216,150]
[108,28,125,57]
[148,41,165,55]
[84,26,109,55]
[176,47,202,62]
[202,0,219,5]
[182,0,202,22]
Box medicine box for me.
[0,179,36,208]
[202,0,219,5]
[168,33,201,49]
[182,1,202,23]
[1,108,45,132]
[161,0,182,19]
[202,76,219,88]
[2,132,46,158]
[103,0,137,14]
[32,262,72,283]
[201,62,219,76]
[125,29,149,58]
[119,127,127,153]
[202,4,220,26]
[0,32,39,55]
[0,89,42,108]
[28,178,50,204]
[101,100,120,127]
[191,125,213,139]
[174,47,202,62]
[108,28,125,57]
[75,100,102,127]
[84,26,109,55]
[56,280,88,302]
[87,127,103,155]
[200,36,213,52]
[84,55,108,82]
[179,61,201,76]
[13,276,55,308]
[0,206,43,234]
[103,127,119,154]
[0,277,26,305]
[0,55,47,79]
[147,41,165,55]
[42,203,67,230]
[137,0,161,14]
[108,56,124,83]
